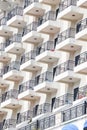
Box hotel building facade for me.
[0,0,87,130]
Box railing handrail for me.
[3,61,20,74]
[35,71,53,86]
[5,34,22,47]
[38,11,56,26]
[19,79,35,93]
[56,28,75,44]
[54,60,75,76]
[36,41,54,55]
[76,18,87,33]
[0,43,5,51]
[24,0,38,8]
[54,93,73,109]
[20,50,36,65]
[22,21,38,36]
[17,110,33,124]
[3,119,16,129]
[0,17,7,26]
[59,0,77,12]
[1,89,18,102]
[7,6,23,20]
[75,51,87,66]
[62,102,87,122]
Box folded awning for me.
[62,124,78,130]
[83,121,87,130]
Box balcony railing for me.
[75,51,87,66]
[35,71,53,86]
[0,43,5,51]
[0,69,4,77]
[3,119,16,129]
[19,80,35,94]
[59,0,77,12]
[20,50,36,65]
[39,115,55,129]
[3,61,20,74]
[33,103,51,117]
[56,28,75,44]
[36,41,54,56]
[7,6,23,20]
[54,93,73,109]
[54,60,75,76]
[1,89,18,102]
[62,102,87,122]
[38,11,57,26]
[0,17,7,26]
[0,122,3,130]
[24,0,38,8]
[5,34,22,47]
[18,122,38,130]
[75,85,87,100]
[17,110,33,124]
[22,22,38,36]
[76,18,87,33]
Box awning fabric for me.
[62,124,78,130]
[83,121,87,130]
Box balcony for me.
[33,103,51,117]
[39,115,55,129]
[54,60,80,83]
[74,85,87,101]
[74,51,87,74]
[34,71,58,93]
[0,69,4,78]
[24,0,45,16]
[37,11,60,34]
[36,41,59,63]
[75,18,87,41]
[56,28,81,52]
[0,17,13,37]
[22,21,43,44]
[77,0,87,8]
[39,0,60,5]
[5,34,24,55]
[7,6,25,28]
[3,61,23,82]
[3,119,16,130]
[0,43,11,63]
[53,93,73,110]
[17,110,33,125]
[18,79,40,101]
[20,50,42,72]
[18,115,55,130]
[1,89,21,109]
[0,122,3,130]
[58,0,83,21]
[62,102,87,122]
[19,80,35,94]
[18,121,37,130]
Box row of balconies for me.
[0,0,86,38]
[0,25,85,63]
[1,101,86,130]
[0,54,87,87]
[17,103,51,124]
[0,114,55,130]
[0,58,85,84]
[0,83,86,111]
[62,101,87,122]
[4,0,85,23]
